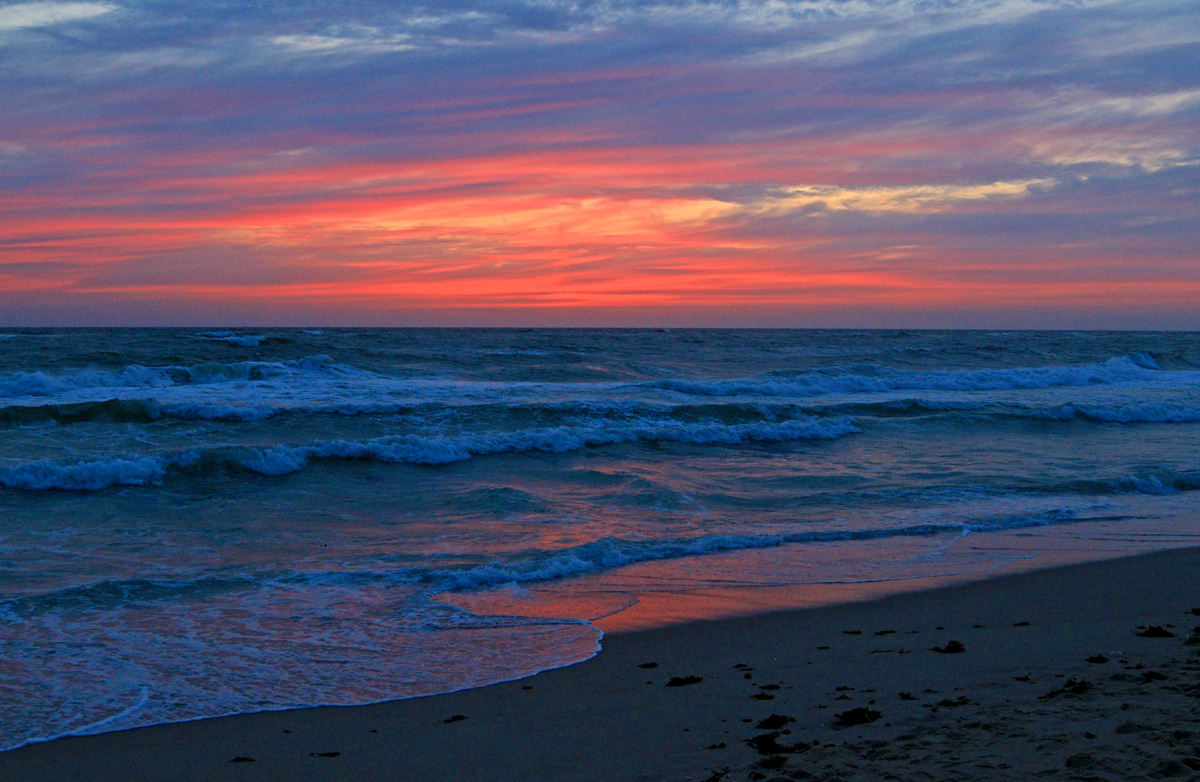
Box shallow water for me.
[1,328,1198,749]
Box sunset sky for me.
[1,0,1197,327]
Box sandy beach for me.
[4,545,1200,782]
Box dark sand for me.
[4,546,1200,782]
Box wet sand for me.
[3,546,1200,782]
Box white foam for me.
[195,332,267,347]
[0,416,859,491]
[236,416,861,473]
[647,355,1174,399]
[160,403,277,422]
[0,456,168,491]
[0,355,368,400]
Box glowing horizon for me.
[1,0,1197,327]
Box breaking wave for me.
[0,416,859,491]
[646,354,1174,398]
[0,355,368,398]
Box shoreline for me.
[4,543,1200,781]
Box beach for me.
[5,545,1199,782]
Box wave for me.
[0,455,182,491]
[1057,471,1200,496]
[0,574,260,619]
[816,397,1200,425]
[0,398,164,426]
[0,416,859,491]
[0,355,369,398]
[0,506,1114,616]
[195,331,268,347]
[427,510,1092,590]
[645,354,1175,398]
[1017,403,1200,424]
[0,398,274,426]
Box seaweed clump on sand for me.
[756,714,795,730]
[666,675,703,687]
[745,733,812,755]
[835,707,882,727]
[1039,679,1092,700]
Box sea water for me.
[1,329,1198,749]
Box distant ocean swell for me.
[6,395,1200,428]
[1,353,1191,401]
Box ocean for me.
[1,328,1198,750]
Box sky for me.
[0,0,1198,327]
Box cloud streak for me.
[0,1,114,31]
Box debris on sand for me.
[930,640,965,654]
[756,714,795,730]
[1039,679,1092,700]
[745,733,812,755]
[666,675,703,687]
[834,707,882,727]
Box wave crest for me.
[646,355,1168,398]
[0,416,858,491]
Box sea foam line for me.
[645,354,1177,398]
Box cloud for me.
[0,0,1197,325]
[270,29,416,56]
[755,180,1056,215]
[1029,136,1195,172]
[0,1,115,31]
